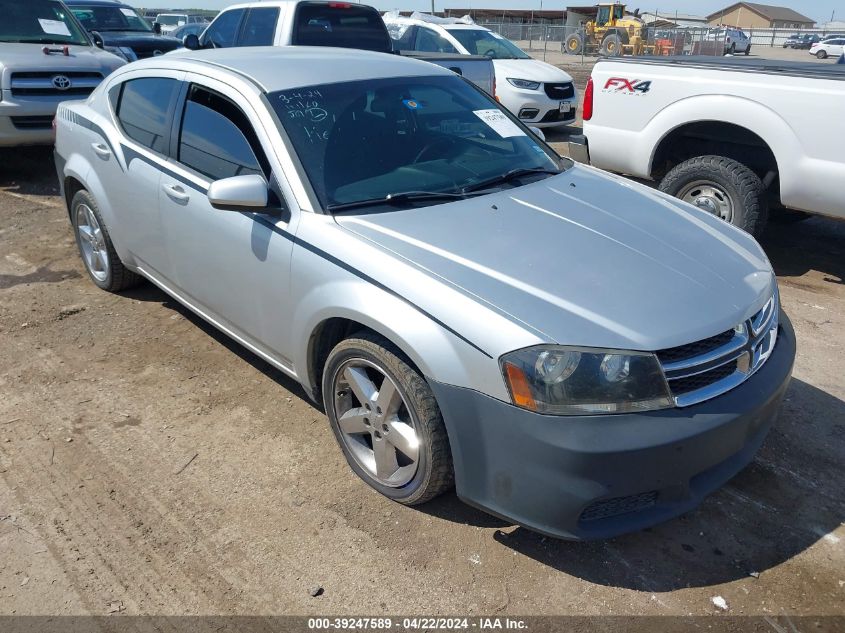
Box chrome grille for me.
[658,292,779,407]
[10,71,103,98]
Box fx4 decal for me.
[603,78,652,94]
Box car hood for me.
[0,43,124,83]
[492,58,573,83]
[96,31,181,51]
[335,165,776,352]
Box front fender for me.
[291,276,511,403]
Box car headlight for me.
[501,346,674,415]
[506,78,541,90]
[105,46,137,62]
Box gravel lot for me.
[1,49,844,621]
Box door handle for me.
[91,142,111,159]
[162,183,190,203]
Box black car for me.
[65,0,181,61]
[783,33,820,49]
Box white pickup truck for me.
[571,56,845,235]
[181,1,495,96]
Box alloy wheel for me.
[332,359,420,487]
[75,203,110,282]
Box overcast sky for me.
[128,1,842,25]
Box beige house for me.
[707,3,816,28]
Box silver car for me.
[54,46,795,540]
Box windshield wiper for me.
[461,167,560,194]
[327,190,473,213]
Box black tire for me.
[600,33,622,57]
[565,32,584,55]
[817,50,828,59]
[745,45,751,55]
[729,43,736,54]
[70,190,141,292]
[322,331,454,506]
[658,156,769,237]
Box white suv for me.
[383,12,578,128]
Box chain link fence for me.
[475,22,844,61]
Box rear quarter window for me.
[116,77,180,154]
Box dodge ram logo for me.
[52,75,72,90]
[603,78,652,95]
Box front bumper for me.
[431,313,795,540]
[0,94,59,147]
[499,90,577,128]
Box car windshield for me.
[0,0,89,45]
[70,5,152,32]
[445,28,530,59]
[269,75,564,211]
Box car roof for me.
[134,46,452,92]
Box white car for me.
[384,12,578,128]
[154,13,207,35]
[810,38,845,59]
[706,27,751,55]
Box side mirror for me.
[183,33,200,50]
[529,126,546,141]
[153,22,162,35]
[91,31,104,48]
[207,175,268,210]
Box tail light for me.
[328,2,351,7]
[583,77,594,122]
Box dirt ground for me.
[1,56,844,621]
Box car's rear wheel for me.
[817,50,828,59]
[322,332,454,505]
[659,156,769,236]
[71,190,141,292]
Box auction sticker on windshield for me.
[473,109,524,138]
[38,19,72,37]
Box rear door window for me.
[116,77,180,154]
[200,8,244,48]
[238,7,279,46]
[291,2,391,52]
[177,85,268,181]
[414,27,457,53]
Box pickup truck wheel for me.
[565,33,584,55]
[71,190,141,292]
[659,156,769,236]
[323,332,454,506]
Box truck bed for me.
[599,55,845,81]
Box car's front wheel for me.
[817,50,828,59]
[322,332,454,505]
[71,190,141,292]
[659,156,769,236]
